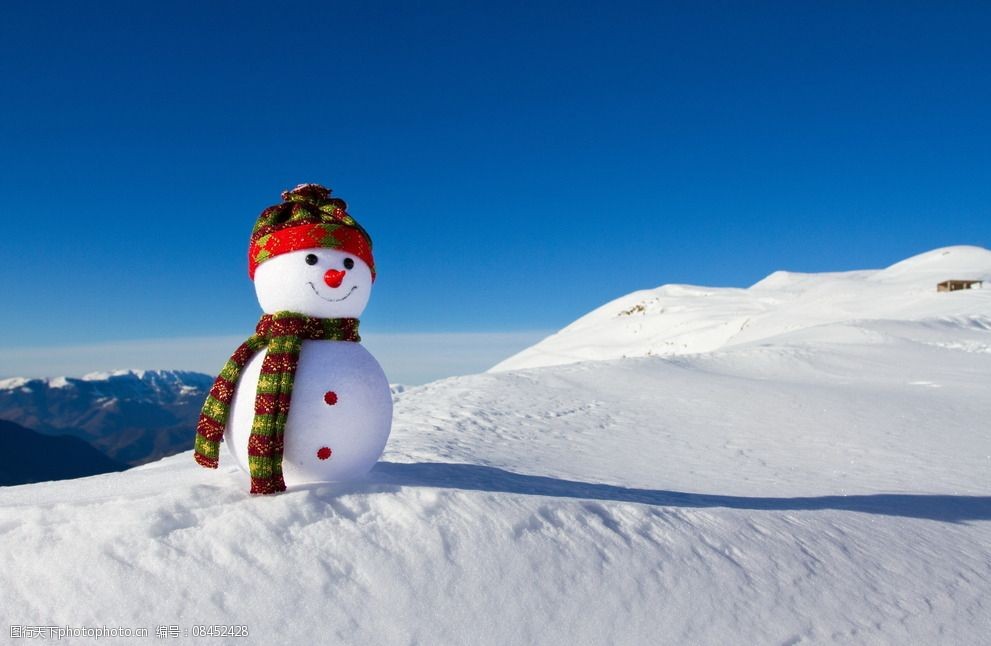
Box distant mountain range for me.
[0,419,127,486]
[0,369,213,467]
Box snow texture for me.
[1,246,990,645]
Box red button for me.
[324,391,338,406]
[316,447,332,460]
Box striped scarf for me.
[194,312,360,494]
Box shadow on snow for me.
[362,461,991,523]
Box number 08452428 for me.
[191,625,249,637]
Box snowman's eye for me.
[305,254,318,266]
[343,258,355,270]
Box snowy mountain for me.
[492,245,991,371]
[0,247,989,644]
[0,369,213,465]
[0,419,127,486]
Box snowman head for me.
[247,184,376,319]
[254,248,373,318]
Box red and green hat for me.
[248,183,375,281]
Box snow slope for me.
[1,247,989,645]
[492,245,991,371]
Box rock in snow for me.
[1,246,989,644]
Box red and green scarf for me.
[194,312,360,494]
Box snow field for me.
[2,245,990,644]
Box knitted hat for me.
[248,183,375,281]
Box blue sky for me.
[1,2,989,382]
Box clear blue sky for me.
[1,2,989,377]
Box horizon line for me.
[0,330,554,386]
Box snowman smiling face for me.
[253,248,373,318]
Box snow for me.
[0,375,72,390]
[0,370,198,392]
[1,246,990,644]
[48,376,71,389]
[492,245,991,372]
[82,369,148,381]
[0,377,30,390]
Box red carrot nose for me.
[324,269,346,288]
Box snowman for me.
[194,183,392,494]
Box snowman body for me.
[226,340,392,484]
[224,246,392,486]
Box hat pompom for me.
[281,183,328,203]
[280,183,349,214]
